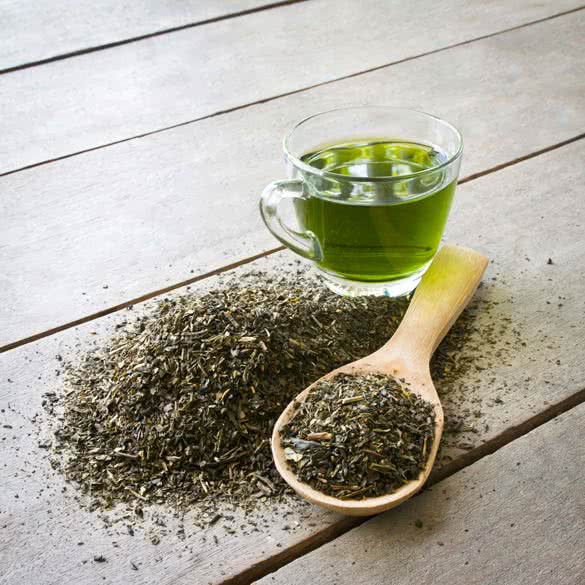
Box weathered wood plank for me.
[2,12,585,349]
[1,137,585,583]
[0,0,282,71]
[0,0,582,173]
[257,403,585,585]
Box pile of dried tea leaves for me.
[280,373,435,499]
[52,273,408,509]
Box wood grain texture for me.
[0,0,582,173]
[258,403,585,585]
[0,0,281,71]
[2,12,585,349]
[2,138,585,584]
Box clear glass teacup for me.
[260,106,463,296]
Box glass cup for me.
[260,106,463,296]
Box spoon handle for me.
[385,245,488,368]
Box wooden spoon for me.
[272,244,488,516]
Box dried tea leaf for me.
[52,273,407,509]
[280,373,435,500]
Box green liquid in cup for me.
[298,140,456,283]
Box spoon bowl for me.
[272,245,488,516]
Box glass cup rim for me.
[283,105,463,183]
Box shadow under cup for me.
[260,107,463,297]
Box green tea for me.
[280,373,435,499]
[298,140,456,284]
[49,273,409,510]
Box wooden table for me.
[1,1,585,583]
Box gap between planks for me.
[219,384,585,585]
[0,0,312,77]
[2,130,584,355]
[0,246,283,353]
[1,3,584,179]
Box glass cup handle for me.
[259,179,322,260]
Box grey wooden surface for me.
[0,0,280,71]
[2,136,585,584]
[257,403,585,585]
[0,0,581,173]
[2,11,585,350]
[2,1,585,583]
